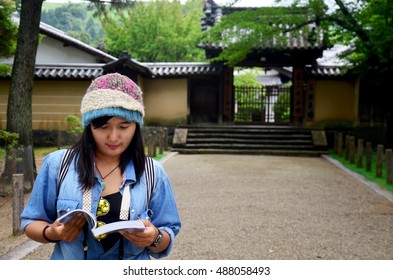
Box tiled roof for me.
[307,66,347,77]
[14,42,351,79]
[29,63,347,80]
[144,62,223,77]
[103,51,153,77]
[28,62,223,79]
[34,64,104,79]
[307,44,353,77]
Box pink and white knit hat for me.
[81,73,144,128]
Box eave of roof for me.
[1,62,348,80]
[17,62,222,79]
[306,66,349,78]
[144,62,223,77]
[34,64,104,79]
[307,44,353,78]
[198,42,326,53]
[23,62,349,80]
[103,51,153,77]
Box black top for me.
[96,192,123,252]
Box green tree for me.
[0,0,18,76]
[203,0,393,147]
[68,30,92,44]
[101,0,206,62]
[233,68,264,122]
[273,89,290,122]
[41,3,104,46]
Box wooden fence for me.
[142,126,168,157]
[334,132,393,185]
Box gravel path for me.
[2,153,393,260]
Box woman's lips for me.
[107,144,119,150]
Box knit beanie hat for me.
[81,73,144,128]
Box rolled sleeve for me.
[148,160,181,259]
[20,150,64,230]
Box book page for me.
[91,220,145,237]
[58,209,97,230]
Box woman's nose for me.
[107,128,119,141]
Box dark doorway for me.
[189,79,219,123]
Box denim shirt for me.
[20,149,181,260]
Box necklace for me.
[96,164,119,190]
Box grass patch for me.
[328,149,393,192]
[34,146,61,157]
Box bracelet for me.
[42,225,60,243]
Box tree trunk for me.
[2,0,43,191]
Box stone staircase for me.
[171,125,328,157]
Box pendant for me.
[101,181,107,190]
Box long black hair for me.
[68,116,146,192]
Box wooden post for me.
[365,142,372,172]
[12,174,24,236]
[147,133,154,157]
[386,149,393,185]
[337,132,343,156]
[158,129,164,155]
[345,135,350,161]
[376,145,384,178]
[163,127,168,151]
[11,149,17,175]
[349,136,355,164]
[152,131,157,157]
[334,132,338,154]
[57,130,61,150]
[356,139,363,168]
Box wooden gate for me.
[234,85,291,124]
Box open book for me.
[58,209,146,237]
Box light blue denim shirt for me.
[21,149,181,260]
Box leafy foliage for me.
[0,129,19,153]
[41,2,105,46]
[333,0,393,83]
[273,89,290,122]
[65,114,83,136]
[202,2,331,67]
[202,0,393,83]
[234,68,263,87]
[233,69,264,122]
[100,0,206,62]
[0,0,18,76]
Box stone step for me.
[173,148,327,157]
[187,138,313,144]
[171,125,328,156]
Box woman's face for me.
[91,116,136,159]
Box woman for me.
[20,73,181,260]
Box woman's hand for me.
[120,219,158,248]
[25,214,87,244]
[52,213,87,242]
